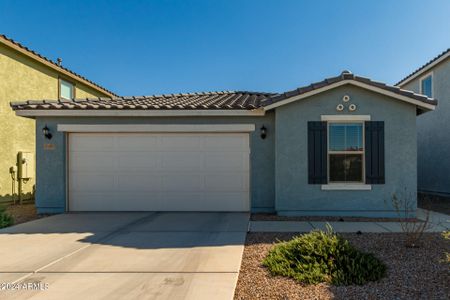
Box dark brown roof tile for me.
[10,72,436,112]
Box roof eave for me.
[396,50,450,87]
[13,108,266,118]
[263,80,436,114]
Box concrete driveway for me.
[0,212,249,300]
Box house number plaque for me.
[43,143,55,150]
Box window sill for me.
[321,184,372,191]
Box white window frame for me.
[59,79,75,100]
[320,115,372,191]
[419,72,433,98]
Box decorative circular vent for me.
[336,104,344,111]
[349,104,357,111]
[343,95,350,102]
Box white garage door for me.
[68,132,250,211]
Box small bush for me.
[263,226,386,285]
[0,205,14,228]
[443,231,450,264]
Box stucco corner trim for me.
[321,184,372,191]
[57,124,256,133]
[321,115,371,121]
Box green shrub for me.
[443,231,450,264]
[263,226,386,285]
[0,205,14,229]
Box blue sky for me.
[1,0,449,96]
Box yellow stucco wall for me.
[0,43,109,202]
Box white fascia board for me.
[15,109,265,117]
[397,52,450,87]
[263,81,348,110]
[57,124,256,133]
[321,115,371,121]
[263,80,436,111]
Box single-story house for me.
[10,71,437,217]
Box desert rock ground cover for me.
[235,232,449,300]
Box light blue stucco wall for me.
[35,114,276,213]
[274,85,418,217]
[33,85,420,217]
[401,58,450,196]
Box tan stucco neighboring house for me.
[0,34,115,203]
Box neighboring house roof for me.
[11,71,436,116]
[396,48,450,87]
[0,34,117,97]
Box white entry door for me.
[68,132,250,211]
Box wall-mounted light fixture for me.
[42,125,52,140]
[260,125,267,139]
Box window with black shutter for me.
[365,121,385,184]
[308,119,385,185]
[308,121,327,184]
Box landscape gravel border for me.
[234,232,449,300]
[251,213,420,222]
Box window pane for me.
[329,123,363,151]
[60,80,73,99]
[421,75,432,97]
[329,154,363,182]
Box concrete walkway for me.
[250,209,449,233]
[0,212,249,300]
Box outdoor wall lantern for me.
[42,124,52,140]
[260,125,267,139]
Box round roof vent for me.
[341,70,352,75]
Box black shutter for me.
[308,121,327,184]
[365,121,385,184]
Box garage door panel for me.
[161,135,203,151]
[116,174,163,192]
[161,152,203,171]
[70,153,116,172]
[203,135,248,151]
[162,174,204,192]
[204,152,249,171]
[115,135,159,151]
[70,192,165,211]
[69,132,250,212]
[70,173,115,192]
[204,173,248,191]
[70,135,115,151]
[117,152,160,170]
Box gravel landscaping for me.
[4,203,47,226]
[251,213,420,223]
[234,232,449,300]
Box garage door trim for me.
[58,124,255,133]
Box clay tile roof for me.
[261,71,437,108]
[0,34,117,97]
[10,72,436,113]
[10,91,274,111]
